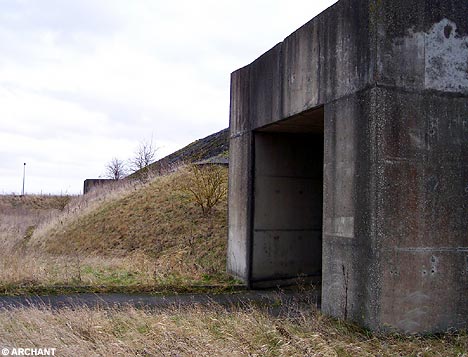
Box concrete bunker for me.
[227,0,468,334]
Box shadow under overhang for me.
[256,106,324,134]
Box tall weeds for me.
[0,303,465,356]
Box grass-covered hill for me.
[33,170,226,258]
[1,166,232,293]
[0,194,70,212]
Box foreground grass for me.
[0,303,466,356]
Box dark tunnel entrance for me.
[250,107,324,287]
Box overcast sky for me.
[0,0,337,195]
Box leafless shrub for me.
[182,165,228,216]
[130,138,158,173]
[105,157,127,180]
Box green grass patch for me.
[0,283,246,297]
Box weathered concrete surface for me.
[83,179,113,194]
[226,65,254,283]
[373,87,468,333]
[375,1,468,94]
[228,0,468,333]
[322,89,378,328]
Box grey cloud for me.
[0,0,126,63]
[0,0,125,35]
[37,87,227,144]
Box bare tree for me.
[130,138,158,172]
[105,157,127,180]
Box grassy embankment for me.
[0,167,236,295]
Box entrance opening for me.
[251,107,324,287]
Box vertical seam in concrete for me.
[317,20,322,105]
[369,83,381,328]
[246,132,255,288]
[278,43,284,128]
[422,20,426,89]
[368,1,380,329]
[245,65,253,287]
[371,0,378,84]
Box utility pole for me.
[21,162,26,196]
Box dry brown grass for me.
[0,194,71,211]
[0,167,232,292]
[0,303,465,356]
[31,168,227,256]
[0,194,70,253]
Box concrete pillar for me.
[373,87,468,332]
[322,88,379,328]
[227,66,253,282]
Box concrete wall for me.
[373,87,468,332]
[83,179,113,195]
[228,0,468,333]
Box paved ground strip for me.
[0,289,321,312]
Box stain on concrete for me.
[424,19,468,92]
[324,217,355,239]
[387,18,468,93]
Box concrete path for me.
[0,289,321,312]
